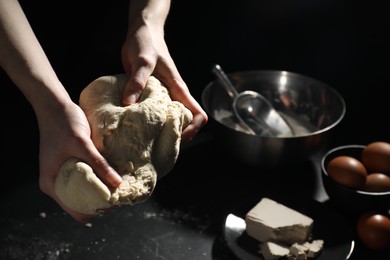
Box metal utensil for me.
[212,64,293,137]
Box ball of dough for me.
[55,74,193,215]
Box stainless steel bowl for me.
[201,70,346,168]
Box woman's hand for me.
[120,3,208,141]
[37,100,122,222]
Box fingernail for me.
[110,168,122,186]
[123,94,138,106]
[129,94,138,103]
[114,174,122,184]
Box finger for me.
[181,113,208,141]
[122,64,154,106]
[156,71,208,140]
[86,154,122,188]
[122,77,143,106]
[78,141,122,188]
[130,59,208,139]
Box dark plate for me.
[223,194,355,260]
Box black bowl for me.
[321,145,390,215]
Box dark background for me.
[0,0,389,259]
[2,0,389,191]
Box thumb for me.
[122,66,153,106]
[83,148,122,188]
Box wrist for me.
[27,79,73,120]
[127,0,169,36]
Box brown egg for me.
[363,173,390,192]
[356,212,390,250]
[326,156,367,189]
[362,142,390,176]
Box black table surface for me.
[0,129,389,260]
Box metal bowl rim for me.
[201,69,347,139]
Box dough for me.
[55,74,193,215]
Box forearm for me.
[0,0,70,115]
[127,0,171,35]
